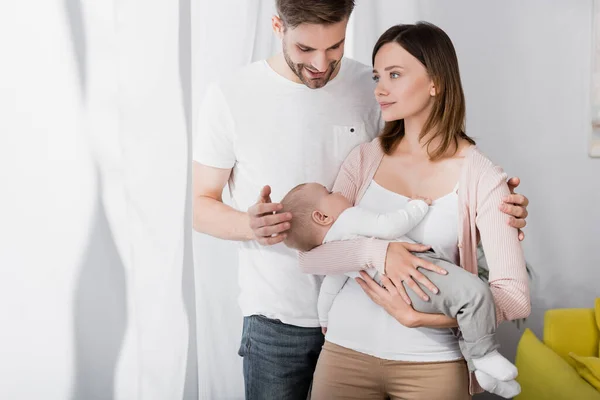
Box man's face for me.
[281,19,348,89]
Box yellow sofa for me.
[515,299,600,400]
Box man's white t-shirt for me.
[194,57,382,327]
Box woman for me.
[300,22,531,399]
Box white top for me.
[325,180,463,361]
[193,58,382,327]
[318,201,429,326]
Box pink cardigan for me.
[299,139,531,394]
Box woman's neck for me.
[397,121,466,161]
[398,111,434,157]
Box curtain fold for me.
[1,1,191,398]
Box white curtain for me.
[1,1,193,399]
[84,2,190,399]
[0,2,90,398]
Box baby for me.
[280,182,521,399]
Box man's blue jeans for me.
[238,315,324,400]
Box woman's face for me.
[373,42,436,122]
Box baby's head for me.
[280,183,352,251]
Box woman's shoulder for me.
[344,137,384,166]
[359,136,384,156]
[466,146,504,170]
[464,146,509,187]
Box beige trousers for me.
[311,341,471,400]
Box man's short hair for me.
[276,0,355,29]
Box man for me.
[193,1,530,399]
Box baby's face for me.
[304,183,352,222]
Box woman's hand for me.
[383,242,448,305]
[355,272,419,327]
[356,272,459,329]
[502,177,529,241]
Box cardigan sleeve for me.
[476,165,531,325]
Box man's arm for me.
[193,162,292,244]
[192,162,251,240]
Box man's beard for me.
[283,46,339,89]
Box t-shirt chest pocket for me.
[331,122,370,162]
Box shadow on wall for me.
[64,0,86,97]
[70,166,128,400]
[64,1,128,398]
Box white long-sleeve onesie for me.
[317,199,429,327]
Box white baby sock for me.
[472,350,518,381]
[475,370,521,399]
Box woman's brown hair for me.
[372,22,475,159]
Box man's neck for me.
[267,53,302,84]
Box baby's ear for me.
[312,210,333,226]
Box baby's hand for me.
[411,195,432,206]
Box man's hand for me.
[501,177,530,241]
[382,242,448,305]
[247,185,292,246]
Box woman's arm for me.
[299,237,390,275]
[476,165,531,325]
